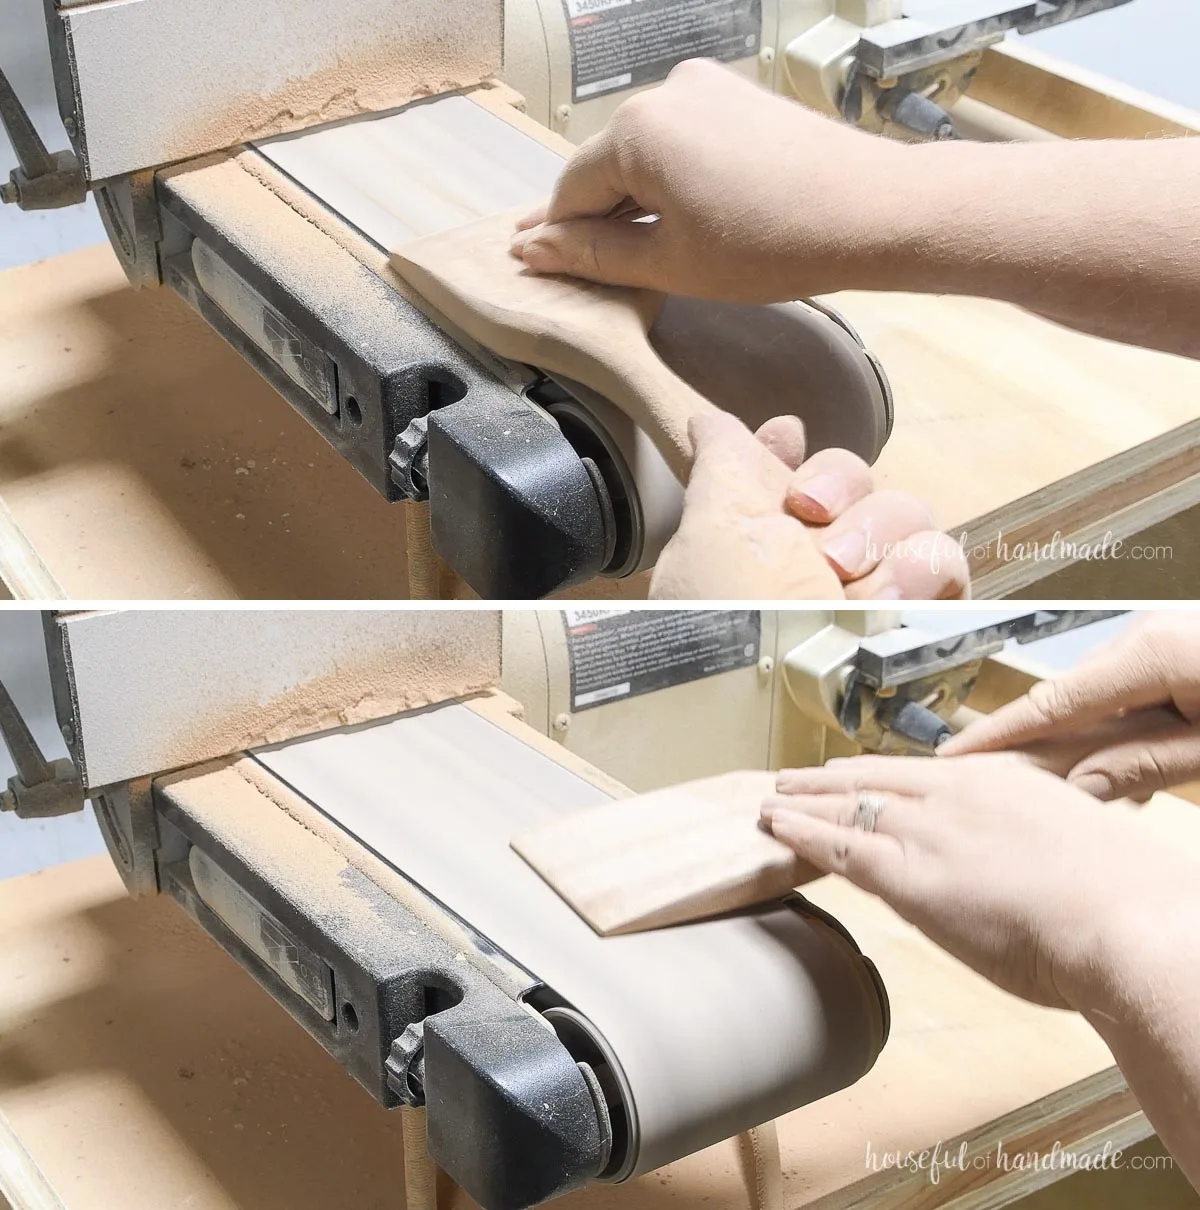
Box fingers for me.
[779,448,971,601]
[1067,724,1200,802]
[847,530,972,602]
[686,411,777,502]
[512,217,668,288]
[938,640,1172,756]
[817,490,935,582]
[762,789,916,837]
[515,204,548,233]
[785,448,874,524]
[776,756,947,799]
[761,809,904,896]
[544,127,633,225]
[755,416,807,470]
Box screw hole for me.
[342,1002,359,1033]
[345,396,363,426]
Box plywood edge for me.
[0,497,66,602]
[955,418,1200,596]
[974,42,1200,140]
[0,1109,65,1210]
[801,1067,1144,1210]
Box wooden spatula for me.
[511,771,820,937]
[390,206,722,483]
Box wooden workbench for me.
[0,43,1197,601]
[1,801,1196,1210]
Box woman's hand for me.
[650,412,969,600]
[511,58,900,302]
[941,613,1200,800]
[761,754,1195,1009]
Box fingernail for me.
[790,474,845,521]
[761,794,786,820]
[822,530,869,577]
[775,770,812,793]
[519,239,560,274]
[1071,771,1115,800]
[764,807,802,837]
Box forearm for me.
[833,137,1200,360]
[1066,909,1200,1190]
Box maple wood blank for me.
[391,207,722,483]
[511,771,818,936]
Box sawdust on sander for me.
[161,757,495,1020]
[83,0,503,180]
[210,42,478,149]
[174,630,501,769]
[162,758,386,937]
[161,153,377,331]
[234,150,396,280]
[232,755,531,999]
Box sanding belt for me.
[253,704,888,1179]
[246,96,891,462]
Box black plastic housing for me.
[152,776,606,1209]
[428,396,609,600]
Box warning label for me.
[563,610,761,711]
[563,0,761,103]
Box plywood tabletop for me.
[829,288,1200,537]
[0,245,412,600]
[0,838,1154,1210]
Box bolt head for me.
[759,46,776,67]
[552,713,571,733]
[758,656,775,676]
[555,104,572,125]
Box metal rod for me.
[0,66,54,181]
[0,676,54,789]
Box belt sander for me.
[0,609,1126,1210]
[0,1,1131,598]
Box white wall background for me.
[0,0,1195,269]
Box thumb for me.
[516,217,667,289]
[686,412,782,510]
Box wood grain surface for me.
[512,771,816,935]
[391,208,716,483]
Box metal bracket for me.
[0,675,83,820]
[855,0,1135,79]
[783,610,1124,755]
[0,64,87,210]
[853,610,1126,690]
